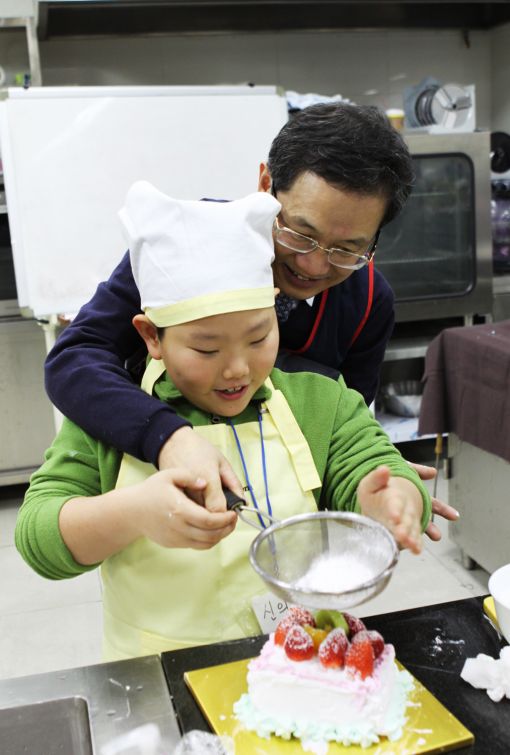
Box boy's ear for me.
[258,163,272,193]
[132,315,163,360]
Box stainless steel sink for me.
[0,696,93,755]
[0,656,181,754]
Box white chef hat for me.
[119,181,280,327]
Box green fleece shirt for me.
[16,368,431,580]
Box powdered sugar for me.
[294,553,377,593]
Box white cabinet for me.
[0,318,55,484]
[448,433,510,573]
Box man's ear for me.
[132,315,163,360]
[258,163,272,193]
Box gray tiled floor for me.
[0,475,489,680]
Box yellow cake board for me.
[483,596,499,629]
[184,658,474,754]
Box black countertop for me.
[162,596,509,754]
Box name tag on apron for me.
[251,592,290,633]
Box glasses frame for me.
[273,215,379,271]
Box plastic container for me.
[488,563,510,644]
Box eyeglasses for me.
[272,215,379,271]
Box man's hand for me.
[158,426,244,512]
[407,462,459,541]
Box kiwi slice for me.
[314,610,348,633]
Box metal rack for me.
[0,0,41,86]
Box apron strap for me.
[264,377,321,492]
[141,358,167,395]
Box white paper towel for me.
[461,646,510,702]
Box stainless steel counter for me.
[0,655,182,754]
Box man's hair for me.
[267,103,414,226]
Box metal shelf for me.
[37,1,510,38]
[384,335,433,361]
[0,2,41,86]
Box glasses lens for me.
[329,249,368,270]
[276,229,315,253]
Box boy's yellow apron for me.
[101,359,322,660]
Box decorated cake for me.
[234,606,414,750]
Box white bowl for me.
[488,563,510,643]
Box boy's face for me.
[134,307,279,417]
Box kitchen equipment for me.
[225,486,399,609]
[184,657,474,753]
[404,77,475,132]
[225,491,398,609]
[431,433,443,523]
[491,131,510,177]
[376,131,492,324]
[223,488,399,610]
[381,379,423,417]
[488,563,510,644]
[249,511,399,610]
[0,656,181,754]
[224,488,278,530]
[491,179,510,273]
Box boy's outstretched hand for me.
[356,466,423,554]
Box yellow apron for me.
[101,359,322,660]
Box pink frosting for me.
[248,635,395,695]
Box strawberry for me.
[283,624,315,661]
[318,628,349,668]
[274,606,316,646]
[345,638,374,679]
[304,625,329,652]
[343,612,366,638]
[274,615,298,646]
[287,606,316,627]
[352,629,385,659]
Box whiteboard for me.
[0,85,288,317]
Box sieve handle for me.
[223,487,246,512]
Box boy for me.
[17,183,431,661]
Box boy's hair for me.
[267,103,414,226]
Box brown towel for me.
[419,321,510,463]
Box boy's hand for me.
[357,466,423,554]
[133,468,238,550]
[158,427,244,513]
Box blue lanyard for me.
[227,407,273,529]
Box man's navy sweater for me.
[45,252,394,465]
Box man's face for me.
[157,307,279,416]
[259,169,387,300]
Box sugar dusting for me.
[301,737,329,754]
[294,553,376,593]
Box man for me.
[45,103,453,537]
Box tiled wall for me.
[0,25,499,128]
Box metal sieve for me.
[249,511,399,610]
[224,491,399,611]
